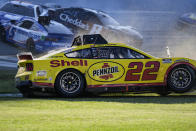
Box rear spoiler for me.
[17,52,34,60]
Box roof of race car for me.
[17,17,73,34]
[8,0,38,8]
[38,42,154,60]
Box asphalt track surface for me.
[0,0,196,69]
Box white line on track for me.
[0,56,17,62]
[0,61,17,68]
[0,93,22,97]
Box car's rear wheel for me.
[168,66,195,93]
[26,38,35,52]
[55,69,85,97]
[0,25,6,41]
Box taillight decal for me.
[26,63,33,71]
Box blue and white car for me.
[2,17,73,52]
[0,1,47,22]
[0,1,74,52]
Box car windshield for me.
[0,3,35,17]
[97,12,120,26]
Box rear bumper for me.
[16,80,32,89]
[16,79,54,90]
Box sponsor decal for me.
[50,60,88,67]
[88,61,125,82]
[36,71,47,77]
[175,59,189,63]
[162,59,172,63]
[59,14,89,30]
[41,36,45,40]
[49,77,52,81]
[29,32,40,40]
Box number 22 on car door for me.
[125,61,160,81]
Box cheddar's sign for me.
[88,61,125,82]
[50,60,88,67]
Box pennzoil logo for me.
[88,61,125,82]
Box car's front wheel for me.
[168,66,196,93]
[55,69,85,97]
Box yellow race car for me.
[15,34,196,97]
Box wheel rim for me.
[60,72,81,93]
[170,68,192,89]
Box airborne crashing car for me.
[15,34,196,97]
[48,7,143,48]
[0,16,73,52]
[0,1,47,20]
[0,1,47,26]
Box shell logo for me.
[87,61,125,82]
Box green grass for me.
[0,96,196,131]
[0,69,19,93]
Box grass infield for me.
[0,96,196,131]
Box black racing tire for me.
[157,87,171,96]
[0,25,6,41]
[168,66,196,93]
[26,38,35,52]
[55,69,85,97]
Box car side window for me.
[115,47,148,59]
[90,46,148,59]
[91,47,116,59]
[65,48,92,58]
[19,20,34,29]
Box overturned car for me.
[48,7,143,48]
